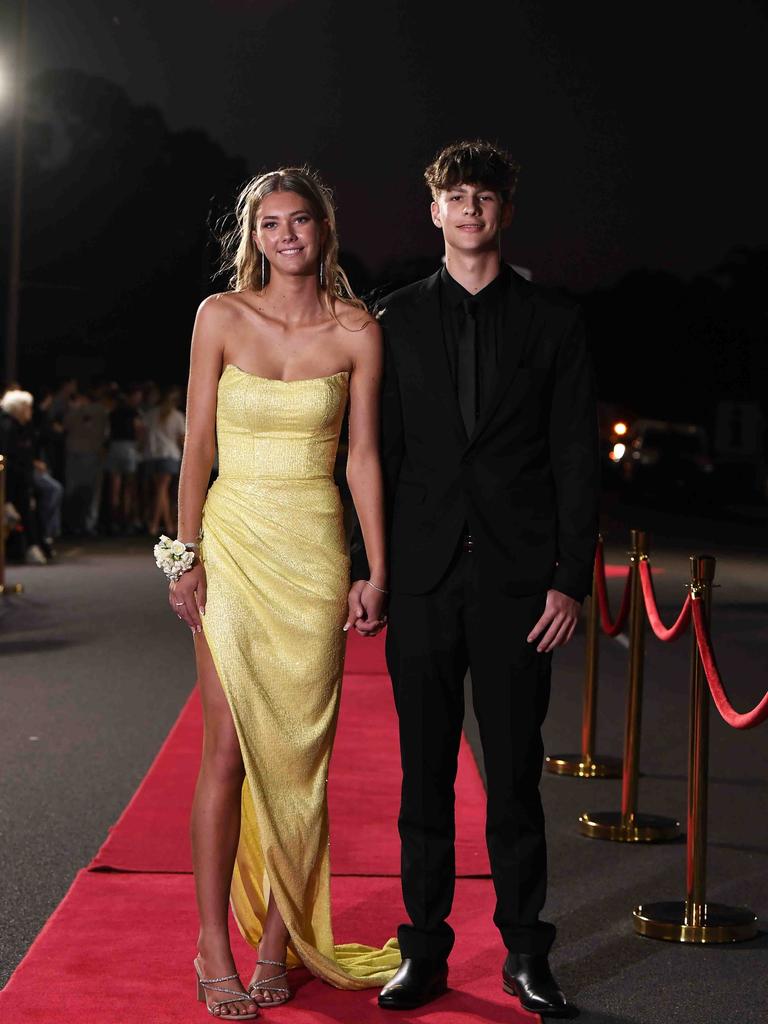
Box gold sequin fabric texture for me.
[199,364,399,988]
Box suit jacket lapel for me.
[467,271,535,450]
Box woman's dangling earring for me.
[319,250,324,289]
[261,249,266,286]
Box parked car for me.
[612,418,714,500]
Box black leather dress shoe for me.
[378,958,449,1010]
[502,953,575,1018]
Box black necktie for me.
[458,298,477,436]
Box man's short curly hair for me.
[424,140,520,202]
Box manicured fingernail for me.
[200,606,205,615]
[342,624,350,632]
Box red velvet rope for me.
[638,559,691,642]
[692,599,768,729]
[594,541,631,637]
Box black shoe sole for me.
[503,980,575,1018]
[378,982,449,1011]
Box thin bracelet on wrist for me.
[366,580,388,594]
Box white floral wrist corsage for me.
[154,535,196,583]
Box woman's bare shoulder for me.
[190,294,250,373]
[196,290,253,328]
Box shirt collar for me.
[440,263,510,311]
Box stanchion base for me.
[0,583,24,595]
[545,753,623,778]
[579,810,681,842]
[634,901,757,943]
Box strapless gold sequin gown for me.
[199,364,399,989]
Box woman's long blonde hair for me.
[219,166,367,320]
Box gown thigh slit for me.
[198,365,399,989]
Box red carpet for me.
[2,629,534,1022]
[342,628,388,673]
[0,873,537,1023]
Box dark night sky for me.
[7,0,768,291]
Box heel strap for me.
[255,958,286,968]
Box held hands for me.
[527,589,581,652]
[344,580,388,637]
[169,561,207,635]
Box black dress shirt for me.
[439,263,510,432]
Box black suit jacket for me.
[351,266,600,602]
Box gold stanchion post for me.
[0,454,25,595]
[634,555,757,941]
[579,529,680,841]
[546,535,622,778]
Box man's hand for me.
[527,589,581,652]
[344,579,387,637]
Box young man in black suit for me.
[349,140,599,1017]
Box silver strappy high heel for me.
[194,956,259,1019]
[248,958,291,1007]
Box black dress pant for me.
[385,540,556,962]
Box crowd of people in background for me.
[0,379,187,565]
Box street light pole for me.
[4,0,28,387]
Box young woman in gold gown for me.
[168,168,398,1018]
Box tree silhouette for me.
[1,69,247,383]
[581,247,768,432]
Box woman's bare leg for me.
[191,630,258,1017]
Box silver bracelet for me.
[366,580,388,594]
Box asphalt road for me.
[1,508,767,1022]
